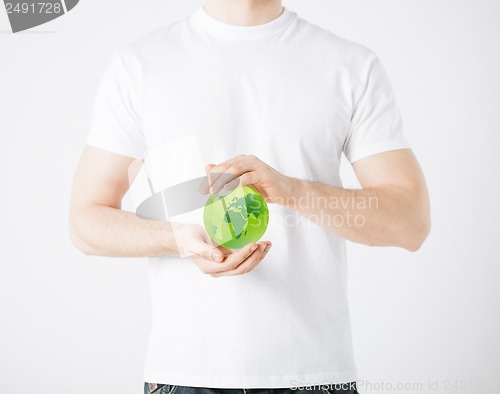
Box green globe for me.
[203,185,269,249]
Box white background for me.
[1,1,499,393]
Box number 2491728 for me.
[5,2,63,14]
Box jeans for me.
[144,383,359,394]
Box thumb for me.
[202,164,217,195]
[194,239,224,262]
[198,164,216,195]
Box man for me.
[69,1,430,394]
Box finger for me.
[208,156,256,194]
[190,243,226,274]
[199,164,242,195]
[237,172,259,188]
[211,242,271,277]
[217,242,259,271]
[197,244,225,263]
[196,242,259,274]
[217,242,269,276]
[204,155,245,190]
[198,164,216,194]
[246,242,272,273]
[216,245,236,256]
[204,242,259,274]
[219,177,241,195]
[239,242,270,273]
[210,172,241,195]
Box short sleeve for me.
[343,54,410,164]
[86,52,147,159]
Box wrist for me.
[271,175,303,207]
[159,221,181,255]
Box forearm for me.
[281,178,430,251]
[69,204,178,257]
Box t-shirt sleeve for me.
[343,53,410,164]
[86,52,147,159]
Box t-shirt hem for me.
[142,369,358,389]
[345,139,411,164]
[85,135,145,159]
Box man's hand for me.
[69,147,274,265]
[200,155,290,203]
[175,224,272,277]
[199,149,430,251]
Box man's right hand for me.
[174,224,272,277]
[69,146,273,264]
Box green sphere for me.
[203,185,269,249]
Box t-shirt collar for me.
[191,6,295,41]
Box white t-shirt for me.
[87,6,409,389]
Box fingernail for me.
[265,244,271,252]
[212,251,221,260]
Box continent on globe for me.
[203,185,269,249]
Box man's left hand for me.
[200,154,291,203]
